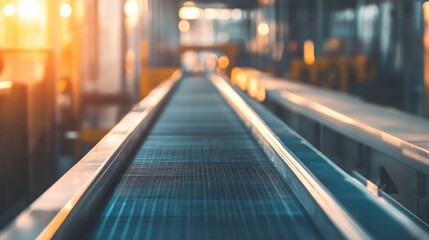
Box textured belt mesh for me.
[84,76,322,239]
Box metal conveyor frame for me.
[1,71,429,239]
[0,71,182,240]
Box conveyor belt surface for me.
[84,75,322,239]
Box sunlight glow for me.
[60,3,72,18]
[124,0,139,17]
[0,81,13,90]
[179,3,202,20]
[18,0,41,19]
[2,4,15,17]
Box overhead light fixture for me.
[18,0,41,19]
[179,2,202,20]
[2,4,16,17]
[124,0,139,27]
[60,3,72,18]
[257,22,270,36]
[124,0,139,18]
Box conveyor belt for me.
[84,75,322,239]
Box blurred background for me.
[0,0,428,228]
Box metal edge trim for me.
[351,171,429,230]
[0,70,182,240]
[277,90,429,167]
[226,74,429,239]
[210,74,372,240]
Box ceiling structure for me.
[188,0,359,10]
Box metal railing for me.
[231,67,429,223]
[0,71,182,240]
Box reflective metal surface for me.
[0,71,181,240]
[212,75,369,239]
[233,67,429,223]
[236,68,429,173]
[215,74,429,239]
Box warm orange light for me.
[256,87,266,102]
[424,1,429,116]
[60,3,72,18]
[2,4,15,17]
[236,72,247,90]
[248,78,258,98]
[0,0,49,48]
[218,56,229,69]
[258,0,276,5]
[0,52,48,85]
[179,4,202,20]
[124,0,139,17]
[257,22,269,36]
[74,0,84,22]
[424,1,429,15]
[231,68,239,84]
[183,1,195,7]
[231,68,244,88]
[17,0,41,19]
[247,77,266,102]
[249,77,266,102]
[232,69,266,102]
[178,20,190,32]
[304,40,315,65]
[0,81,13,90]
[424,1,429,45]
[57,79,67,93]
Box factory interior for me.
[1,0,429,239]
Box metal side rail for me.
[0,71,182,240]
[213,74,429,239]
[231,67,429,223]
